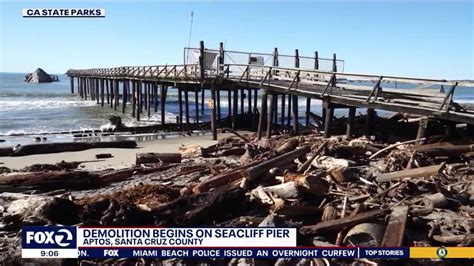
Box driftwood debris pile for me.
[0,129,473,264]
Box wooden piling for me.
[154,83,159,113]
[131,81,136,118]
[346,107,356,138]
[240,88,245,114]
[123,81,127,114]
[106,79,109,104]
[273,94,278,124]
[267,93,276,138]
[248,88,252,113]
[136,81,141,121]
[253,88,258,113]
[147,84,151,117]
[292,95,299,133]
[281,94,286,125]
[211,86,217,140]
[95,79,99,104]
[100,79,104,107]
[161,85,166,127]
[178,87,183,125]
[201,87,205,115]
[83,78,87,100]
[257,90,268,140]
[324,105,334,138]
[228,90,232,118]
[446,121,456,138]
[366,108,375,136]
[114,80,119,111]
[287,93,292,126]
[109,80,113,108]
[139,82,144,114]
[216,89,221,122]
[417,118,429,142]
[305,98,311,127]
[184,88,190,125]
[70,77,74,93]
[232,86,238,130]
[194,87,199,123]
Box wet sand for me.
[0,133,236,171]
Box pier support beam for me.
[417,118,429,143]
[100,79,104,107]
[123,80,127,114]
[366,108,376,136]
[106,79,109,104]
[201,87,205,115]
[281,94,286,125]
[292,95,299,133]
[95,79,99,104]
[211,86,218,140]
[161,85,166,127]
[154,83,158,113]
[248,88,252,113]
[267,93,276,138]
[257,90,268,140]
[132,81,136,118]
[227,90,232,119]
[136,81,141,121]
[184,88,190,126]
[324,107,334,138]
[115,80,119,112]
[287,93,292,126]
[70,77,74,94]
[232,86,238,130]
[305,97,311,127]
[346,107,356,139]
[178,87,183,125]
[216,88,221,122]
[323,99,334,138]
[445,121,456,139]
[194,88,199,123]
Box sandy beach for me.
[0,133,234,171]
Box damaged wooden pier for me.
[66,41,474,140]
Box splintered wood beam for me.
[299,209,387,234]
[245,146,311,182]
[376,163,445,183]
[413,144,474,157]
[381,206,409,247]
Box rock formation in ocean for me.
[24,68,58,83]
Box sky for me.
[0,1,472,79]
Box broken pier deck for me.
[66,41,474,140]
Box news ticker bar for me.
[22,247,474,259]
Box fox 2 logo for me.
[22,226,77,249]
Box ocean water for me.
[0,72,473,146]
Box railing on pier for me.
[221,63,474,116]
[67,64,200,80]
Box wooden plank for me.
[376,163,445,183]
[245,146,311,182]
[300,209,387,234]
[381,206,409,247]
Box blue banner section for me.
[79,247,409,259]
[22,226,77,249]
[360,247,409,258]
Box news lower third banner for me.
[22,226,473,259]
